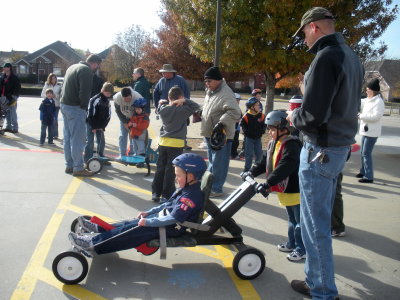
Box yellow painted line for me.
[215,246,261,300]
[185,246,221,258]
[38,266,107,300]
[90,177,151,195]
[68,204,113,222]
[10,178,82,300]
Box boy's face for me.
[46,92,54,98]
[175,166,187,188]
[134,107,143,114]
[252,102,261,112]
[255,93,262,100]
[268,126,278,140]
[103,91,112,98]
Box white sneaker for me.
[198,142,208,149]
[287,250,306,261]
[277,243,294,252]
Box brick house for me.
[13,41,83,83]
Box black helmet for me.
[210,123,226,151]
[265,110,290,130]
[172,153,207,180]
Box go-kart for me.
[86,137,158,176]
[52,172,268,284]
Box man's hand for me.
[138,217,146,226]
[137,212,148,219]
[286,110,293,123]
[123,123,130,130]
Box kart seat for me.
[147,171,214,258]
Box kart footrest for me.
[147,234,197,248]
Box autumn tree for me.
[111,25,150,83]
[163,0,398,112]
[140,10,212,85]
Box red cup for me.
[289,98,302,110]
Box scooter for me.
[52,173,268,284]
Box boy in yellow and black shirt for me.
[151,86,200,202]
[243,109,305,262]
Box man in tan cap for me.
[153,64,190,109]
[287,7,363,300]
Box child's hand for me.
[137,212,148,219]
[171,97,185,107]
[138,217,146,226]
[131,122,137,127]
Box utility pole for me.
[214,0,222,67]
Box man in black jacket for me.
[287,7,363,299]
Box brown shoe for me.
[73,169,94,177]
[291,280,311,297]
[65,167,73,174]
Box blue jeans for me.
[92,217,181,255]
[299,142,349,299]
[244,137,262,171]
[53,107,60,137]
[206,138,232,193]
[40,122,54,144]
[5,103,18,131]
[61,104,87,172]
[84,124,105,163]
[118,121,133,156]
[286,204,305,255]
[131,130,146,155]
[359,135,378,180]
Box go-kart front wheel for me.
[233,248,265,280]
[52,251,88,284]
[87,158,102,173]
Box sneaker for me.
[210,191,224,198]
[152,193,160,202]
[355,173,364,178]
[332,230,346,237]
[78,216,99,233]
[277,243,294,252]
[198,142,208,149]
[73,169,94,177]
[68,232,93,250]
[65,167,73,174]
[359,178,373,183]
[11,130,18,134]
[287,250,306,261]
[291,280,311,297]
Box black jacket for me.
[250,137,302,193]
[0,73,21,104]
[240,112,266,139]
[292,33,363,147]
[86,93,111,130]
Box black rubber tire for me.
[233,248,265,280]
[87,158,102,173]
[52,251,88,284]
[70,215,91,233]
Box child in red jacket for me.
[128,98,149,156]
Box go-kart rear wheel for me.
[52,251,88,284]
[233,248,265,280]
[87,158,102,173]
[71,215,91,233]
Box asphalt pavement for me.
[0,96,399,300]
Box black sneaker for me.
[152,193,160,202]
[359,178,373,183]
[355,173,364,178]
[78,216,99,233]
[68,232,93,250]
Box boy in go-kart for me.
[69,153,207,255]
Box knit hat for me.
[293,7,335,37]
[367,78,380,92]
[204,66,223,80]
[2,62,12,68]
[86,54,102,64]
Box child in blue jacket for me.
[39,89,56,145]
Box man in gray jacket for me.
[287,7,363,299]
[61,54,102,177]
[201,67,241,197]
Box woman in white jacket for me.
[41,73,62,139]
[356,78,385,183]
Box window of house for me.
[19,65,27,74]
[53,67,62,76]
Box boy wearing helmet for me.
[68,153,207,255]
[240,97,266,172]
[128,98,150,156]
[84,82,114,164]
[242,110,305,261]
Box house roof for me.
[15,41,84,65]
[365,59,400,89]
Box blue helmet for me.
[245,97,260,109]
[132,98,147,108]
[172,153,207,180]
